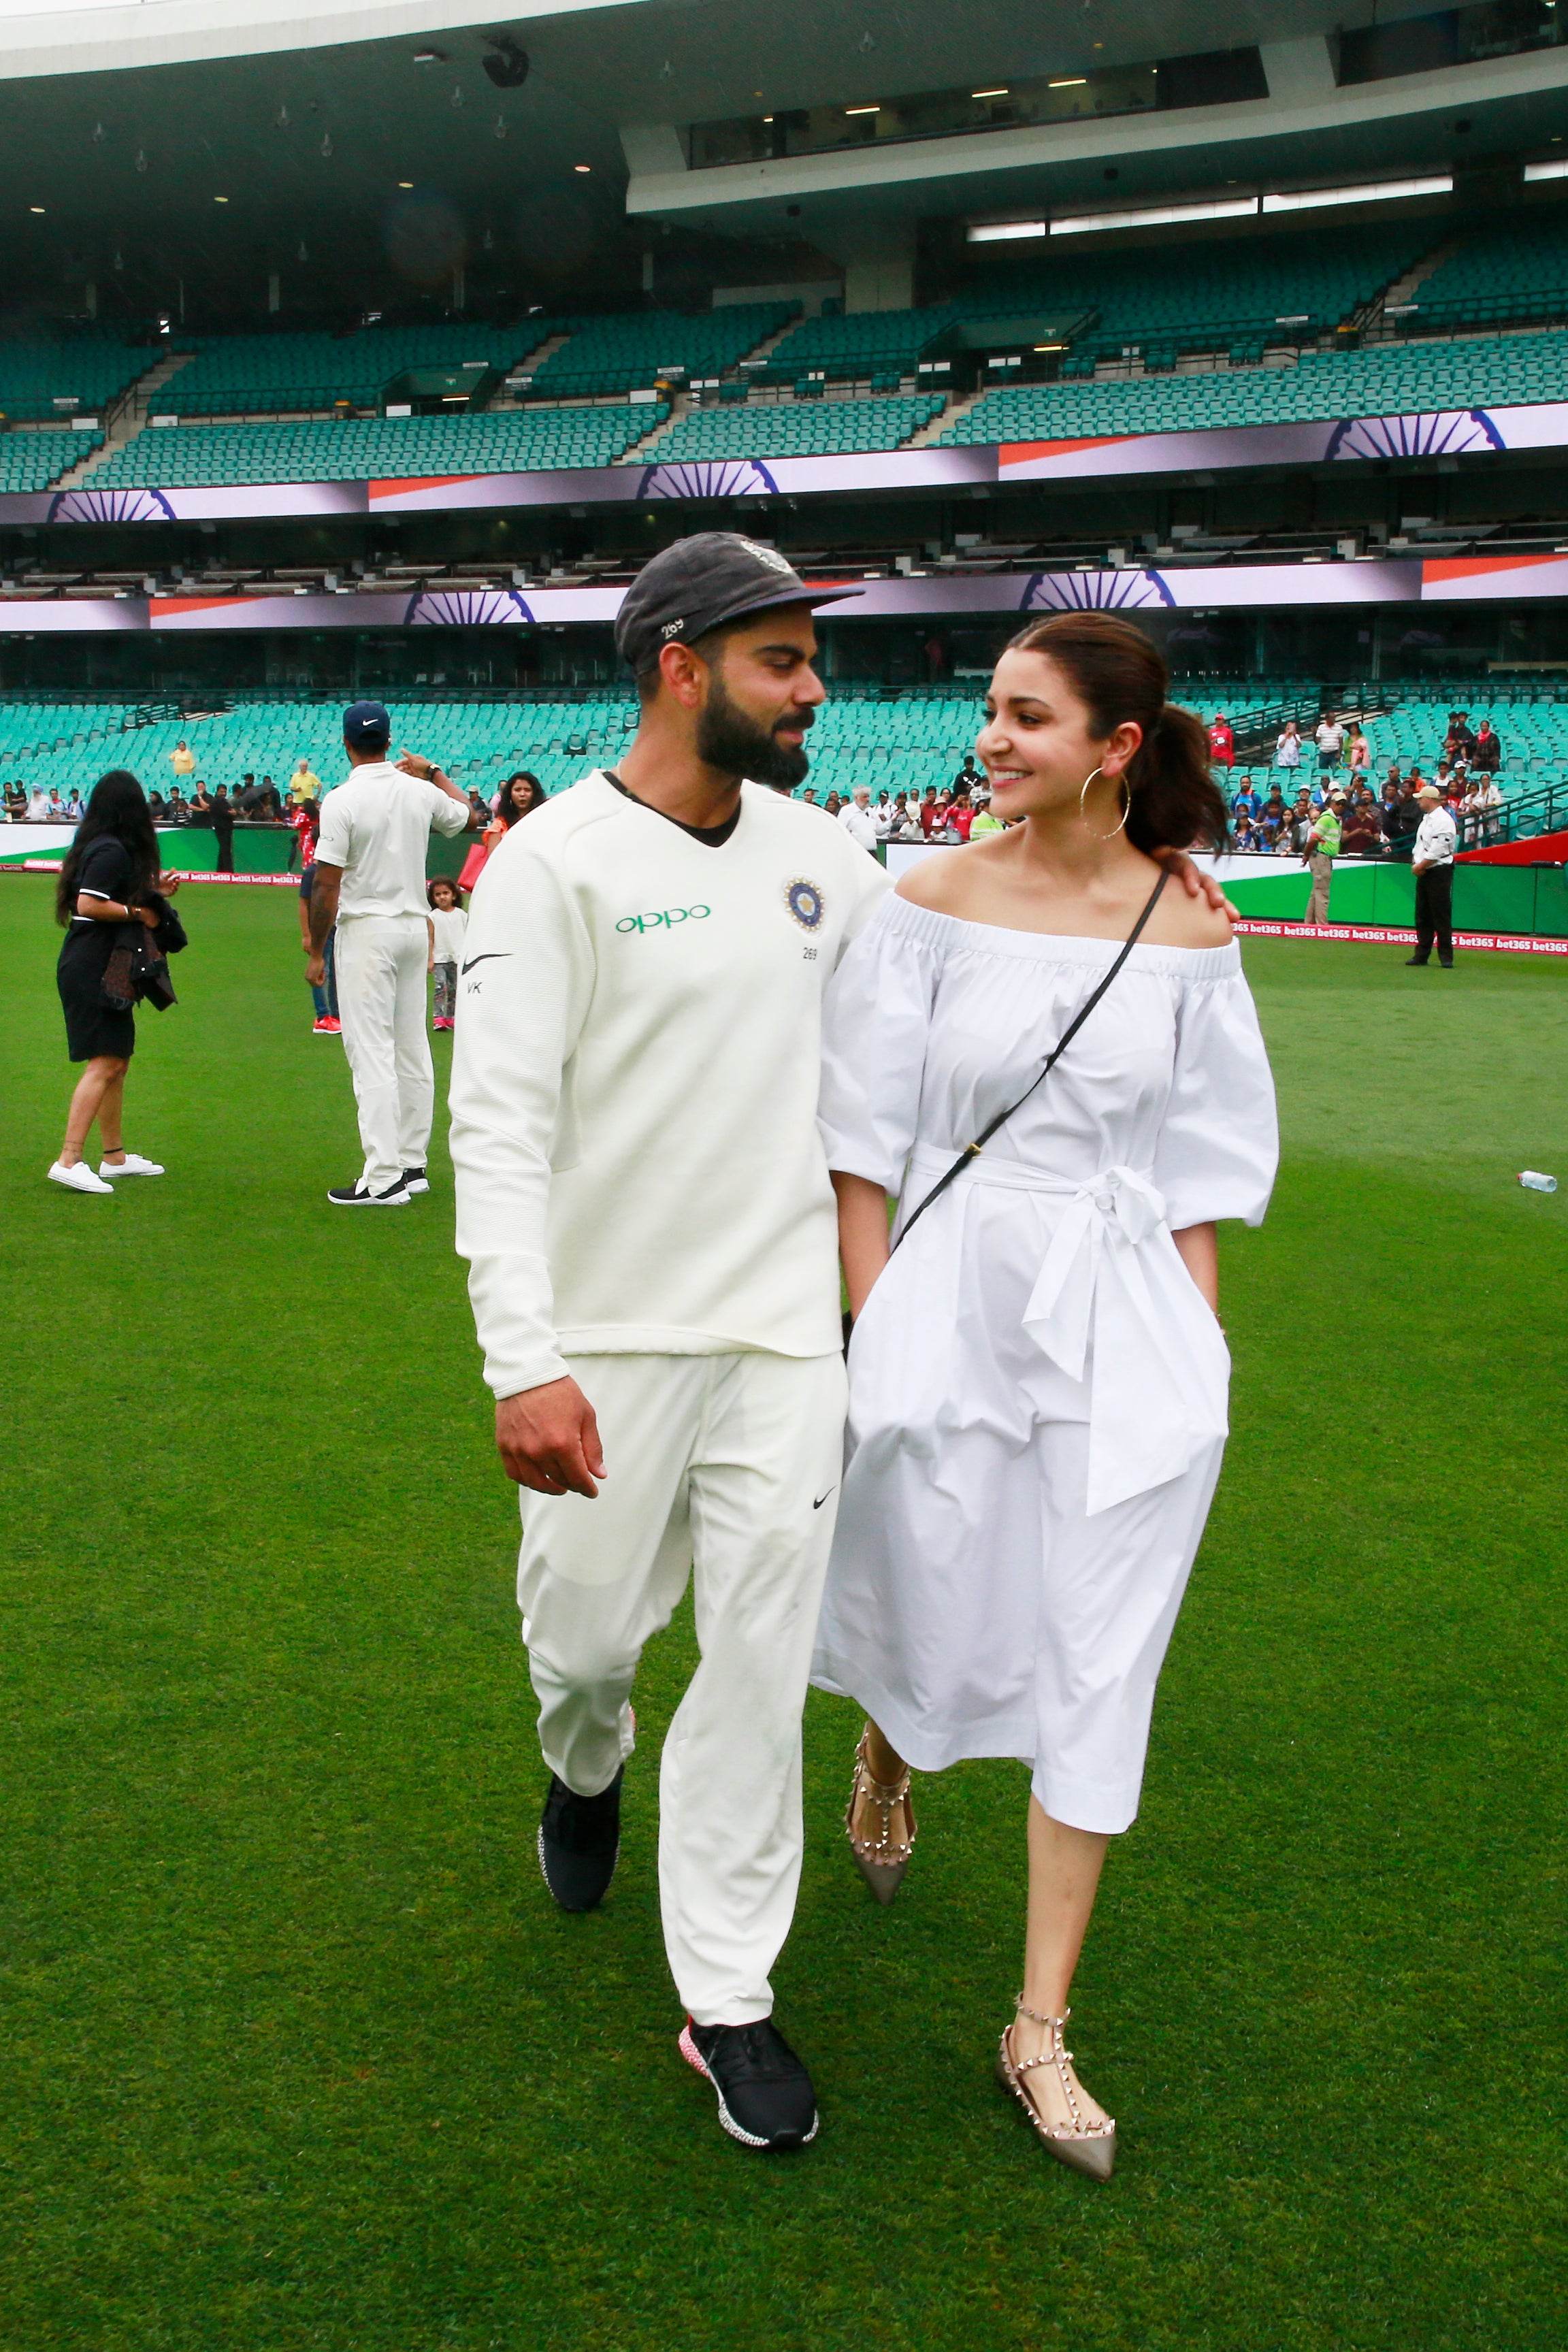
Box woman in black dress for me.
[48,770,171,1197]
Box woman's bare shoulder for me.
[893,840,1004,915]
[1143,863,1235,951]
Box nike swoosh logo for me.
[813,1487,836,1509]
[460,953,510,975]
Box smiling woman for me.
[817,609,1269,2179]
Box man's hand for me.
[1154,847,1238,919]
[306,952,325,986]
[397,752,435,780]
[495,1376,606,1499]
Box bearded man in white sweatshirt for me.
[448,535,886,2153]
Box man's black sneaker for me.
[402,1166,430,1195]
[327,1177,413,1206]
[679,2016,819,2151]
[1403,956,1430,967]
[537,1768,622,1912]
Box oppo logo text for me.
[615,905,712,934]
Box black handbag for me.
[132,930,178,1011]
[99,899,182,1013]
[100,930,139,1011]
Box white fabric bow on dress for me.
[1019,1163,1218,1514]
[900,1148,1230,1516]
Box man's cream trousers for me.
[333,915,433,1193]
[519,1350,847,2027]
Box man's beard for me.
[696,670,812,789]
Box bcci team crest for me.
[784,878,825,932]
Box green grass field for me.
[1,875,1564,2352]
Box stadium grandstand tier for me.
[8,683,1550,817]
[81,406,668,490]
[958,223,1431,361]
[0,333,152,424]
[522,305,798,400]
[0,427,101,491]
[760,306,958,384]
[938,328,1568,443]
[641,392,945,464]
[164,320,561,417]
[0,696,644,806]
[1400,210,1568,331]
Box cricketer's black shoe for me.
[402,1166,430,1195]
[327,1177,413,1206]
[679,2016,819,2151]
[537,1767,622,1912]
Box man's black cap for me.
[613,532,861,676]
[343,698,391,748]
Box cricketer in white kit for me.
[308,700,477,1208]
[448,535,886,2151]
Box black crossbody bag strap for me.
[890,866,1170,1255]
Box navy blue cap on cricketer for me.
[613,532,862,677]
[343,698,391,748]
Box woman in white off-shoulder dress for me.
[813,611,1278,2180]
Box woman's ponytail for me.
[1129,700,1229,855]
[1006,612,1230,854]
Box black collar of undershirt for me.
[604,769,741,849]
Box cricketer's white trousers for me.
[518,1350,847,2027]
[333,915,434,1193]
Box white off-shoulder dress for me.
[811,893,1279,1835]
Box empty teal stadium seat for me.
[639,393,943,466]
[82,406,668,491]
[525,306,797,402]
[0,427,101,491]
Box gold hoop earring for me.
[1079,764,1130,842]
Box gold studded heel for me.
[995,1999,1116,2182]
[843,1725,917,1905]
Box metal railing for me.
[1465,778,1568,850]
[1224,680,1404,767]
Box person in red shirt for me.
[1207,715,1234,768]
[918,786,948,838]
[947,789,975,841]
[289,796,318,872]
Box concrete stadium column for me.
[1258,37,1337,103]
[823,220,915,313]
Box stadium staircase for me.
[732,311,812,379]
[617,391,693,466]
[491,332,573,407]
[905,387,979,446]
[54,350,195,491]
[1373,239,1463,333]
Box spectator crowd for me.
[5,706,1513,864]
[1203,704,1507,853]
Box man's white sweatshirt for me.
[449,770,889,1397]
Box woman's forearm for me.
[833,1171,891,1322]
[76,894,146,924]
[1172,1222,1219,1313]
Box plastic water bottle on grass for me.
[1518,1171,1558,1194]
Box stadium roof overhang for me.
[3,0,1566,284]
[623,42,1568,256]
